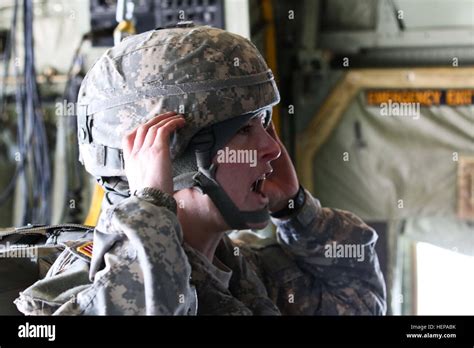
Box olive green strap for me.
[0,223,94,239]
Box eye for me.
[238,124,252,134]
[262,110,272,129]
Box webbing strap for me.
[0,224,94,239]
[81,70,274,116]
[193,171,269,229]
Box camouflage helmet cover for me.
[77,23,280,179]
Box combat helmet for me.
[77,22,280,229]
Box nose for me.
[258,126,281,163]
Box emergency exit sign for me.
[366,89,474,106]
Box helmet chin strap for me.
[192,165,270,230]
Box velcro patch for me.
[76,241,93,259]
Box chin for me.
[247,219,270,230]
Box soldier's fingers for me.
[153,117,186,147]
[132,112,178,152]
[142,115,184,148]
[144,111,177,126]
[122,131,136,159]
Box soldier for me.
[14,23,386,315]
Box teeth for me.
[256,178,264,193]
[251,174,267,192]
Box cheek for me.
[215,163,252,204]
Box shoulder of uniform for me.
[231,235,305,285]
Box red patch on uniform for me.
[76,241,93,258]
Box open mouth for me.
[250,172,271,195]
[251,177,265,194]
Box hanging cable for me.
[0,0,25,208]
[0,0,52,225]
[22,0,52,224]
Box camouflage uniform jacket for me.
[14,189,386,315]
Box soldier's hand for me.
[263,121,300,213]
[122,112,185,195]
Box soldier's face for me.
[213,114,281,229]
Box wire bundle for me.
[23,0,52,224]
[0,0,51,225]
